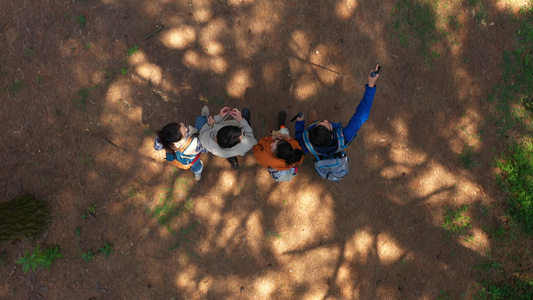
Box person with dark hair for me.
[294,66,380,178]
[199,106,256,170]
[253,111,305,182]
[154,107,209,181]
[216,126,242,148]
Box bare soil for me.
[0,0,528,299]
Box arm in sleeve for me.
[240,120,254,139]
[294,120,309,154]
[342,85,377,143]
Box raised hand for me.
[207,116,215,127]
[368,65,380,87]
[219,107,231,118]
[230,108,243,122]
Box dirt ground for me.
[0,0,529,299]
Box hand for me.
[207,116,215,127]
[230,108,243,122]
[219,107,231,118]
[296,115,304,121]
[368,64,379,87]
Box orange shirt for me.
[252,136,304,171]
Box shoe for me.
[201,105,209,117]
[242,108,251,125]
[227,157,239,170]
[194,160,203,181]
[278,110,287,128]
[309,109,318,123]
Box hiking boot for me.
[309,109,318,123]
[278,110,287,128]
[227,157,239,170]
[201,105,210,117]
[242,108,251,125]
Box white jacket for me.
[172,126,201,156]
[199,116,257,158]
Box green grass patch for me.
[466,0,489,26]
[487,6,533,135]
[168,222,199,251]
[74,226,81,237]
[76,15,86,27]
[151,195,194,227]
[477,277,533,299]
[483,224,505,239]
[81,202,97,219]
[82,250,94,262]
[80,152,95,166]
[7,79,24,93]
[73,85,98,111]
[389,0,440,59]
[473,260,503,271]
[143,125,152,136]
[480,6,533,295]
[99,242,113,258]
[0,251,7,267]
[442,205,472,239]
[126,46,139,56]
[202,88,228,106]
[15,245,62,273]
[149,178,194,228]
[436,289,450,300]
[459,145,479,169]
[495,139,533,233]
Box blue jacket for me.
[295,84,377,155]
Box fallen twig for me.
[288,54,344,76]
[144,24,165,40]
[102,138,125,153]
[217,0,232,9]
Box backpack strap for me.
[176,136,194,153]
[168,136,200,167]
[172,151,200,165]
[335,126,348,152]
[303,130,321,161]
[305,123,349,159]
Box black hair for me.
[309,125,332,147]
[274,140,304,167]
[156,122,183,152]
[217,126,242,148]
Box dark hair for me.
[274,140,304,167]
[309,125,332,147]
[217,126,242,148]
[156,122,183,151]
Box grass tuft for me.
[459,145,479,169]
[442,205,472,239]
[15,245,62,273]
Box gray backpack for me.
[303,125,349,182]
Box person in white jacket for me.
[199,107,257,170]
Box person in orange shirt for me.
[253,111,304,182]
